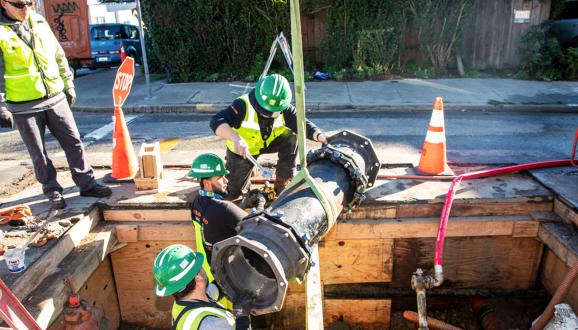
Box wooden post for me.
[306,245,324,329]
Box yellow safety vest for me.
[226,94,290,156]
[172,301,235,330]
[0,13,67,102]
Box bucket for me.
[5,247,26,273]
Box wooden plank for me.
[538,222,578,268]
[116,224,138,243]
[539,249,578,313]
[137,222,195,241]
[48,257,121,330]
[26,228,118,328]
[305,245,323,330]
[323,299,391,329]
[319,239,393,284]
[391,237,543,289]
[513,221,540,237]
[554,198,578,228]
[11,207,101,300]
[333,216,539,240]
[103,209,191,222]
[111,240,195,328]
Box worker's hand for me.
[315,132,328,145]
[0,109,13,128]
[233,138,249,158]
[64,88,76,107]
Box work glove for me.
[314,131,328,145]
[0,109,13,128]
[64,88,76,107]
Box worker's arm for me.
[283,105,327,144]
[210,100,250,157]
[0,51,11,128]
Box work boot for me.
[274,178,292,196]
[80,183,112,198]
[47,191,66,209]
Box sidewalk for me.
[73,69,578,113]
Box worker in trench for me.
[210,73,328,200]
[153,244,252,330]
[0,0,111,209]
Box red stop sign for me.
[112,57,135,107]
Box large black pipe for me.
[211,131,379,315]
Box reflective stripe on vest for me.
[0,13,64,102]
[173,304,235,330]
[226,94,290,156]
[192,220,214,283]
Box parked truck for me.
[38,0,92,75]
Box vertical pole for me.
[135,0,152,99]
[289,0,307,170]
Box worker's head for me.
[153,244,207,298]
[1,0,33,21]
[187,153,230,195]
[254,74,292,118]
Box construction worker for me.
[210,73,328,200]
[0,0,111,209]
[153,244,251,330]
[187,153,247,284]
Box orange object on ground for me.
[417,97,453,176]
[111,106,138,179]
[0,205,32,226]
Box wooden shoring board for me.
[306,245,323,330]
[48,257,121,330]
[538,222,578,268]
[540,249,578,313]
[391,236,544,289]
[109,222,194,242]
[341,201,553,220]
[9,207,101,301]
[325,215,543,241]
[24,227,118,328]
[110,240,195,328]
[554,198,578,229]
[103,209,191,222]
[323,299,391,329]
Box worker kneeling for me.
[210,74,327,200]
[153,244,251,330]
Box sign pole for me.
[135,0,152,100]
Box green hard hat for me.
[254,74,292,113]
[187,153,230,179]
[153,244,204,297]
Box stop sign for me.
[112,56,135,107]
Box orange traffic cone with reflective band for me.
[111,106,138,179]
[417,97,453,176]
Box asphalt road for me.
[0,111,576,171]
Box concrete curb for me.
[72,103,578,114]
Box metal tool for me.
[246,153,273,179]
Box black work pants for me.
[225,132,297,200]
[13,97,96,195]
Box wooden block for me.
[116,224,138,243]
[103,209,191,222]
[513,221,540,237]
[138,142,162,179]
[306,245,323,330]
[134,175,160,191]
[323,299,391,329]
[319,239,393,284]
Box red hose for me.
[434,160,571,268]
[571,129,578,168]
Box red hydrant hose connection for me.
[433,160,572,286]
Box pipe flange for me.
[307,145,368,210]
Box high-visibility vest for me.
[171,300,235,330]
[226,94,290,156]
[191,206,233,310]
[0,13,67,102]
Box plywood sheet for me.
[323,299,391,329]
[391,236,543,289]
[319,239,393,284]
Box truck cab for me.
[89,23,142,69]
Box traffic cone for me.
[416,97,453,175]
[111,106,138,179]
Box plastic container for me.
[4,247,26,273]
